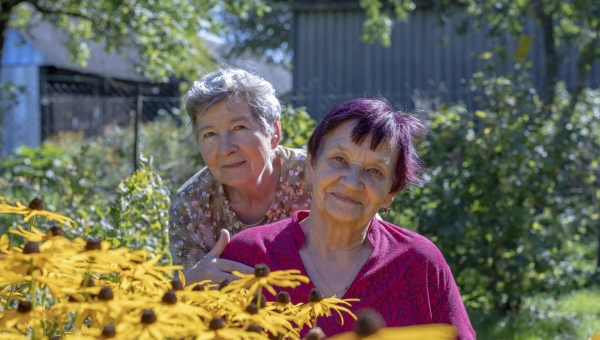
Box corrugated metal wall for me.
[1,28,48,155]
[0,66,41,156]
[291,6,600,120]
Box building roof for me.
[17,20,147,82]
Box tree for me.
[0,0,269,81]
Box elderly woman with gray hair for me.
[169,68,311,284]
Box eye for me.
[233,125,246,130]
[368,168,383,176]
[333,156,346,163]
[202,131,215,139]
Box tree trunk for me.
[535,0,558,114]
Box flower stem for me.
[257,288,263,309]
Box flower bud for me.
[28,197,45,210]
[23,242,40,254]
[102,325,116,338]
[276,291,291,304]
[305,327,326,340]
[98,287,114,301]
[354,309,385,336]
[209,317,225,330]
[17,300,32,313]
[141,310,157,324]
[218,279,231,291]
[254,263,270,277]
[85,238,102,251]
[49,226,64,237]
[308,288,324,302]
[251,294,267,308]
[170,279,184,291]
[247,325,263,333]
[245,303,259,315]
[162,290,177,305]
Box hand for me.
[185,229,254,285]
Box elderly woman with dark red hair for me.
[221,97,475,339]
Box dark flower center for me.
[354,309,385,336]
[218,279,231,291]
[85,238,102,251]
[276,291,291,304]
[28,197,45,210]
[209,317,225,330]
[254,263,270,277]
[49,226,64,237]
[68,295,79,302]
[308,288,324,302]
[101,325,116,338]
[162,290,177,305]
[268,333,283,340]
[170,279,184,291]
[50,336,61,340]
[247,325,263,333]
[81,277,95,288]
[17,300,32,313]
[141,310,157,324]
[251,294,266,308]
[98,287,114,301]
[23,242,40,254]
[192,284,203,291]
[305,327,326,340]
[245,303,259,315]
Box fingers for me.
[215,258,254,275]
[207,229,231,258]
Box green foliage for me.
[388,59,600,313]
[470,288,600,339]
[91,156,172,263]
[279,105,317,149]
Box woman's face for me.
[307,119,397,225]
[196,98,281,188]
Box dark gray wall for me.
[291,5,600,120]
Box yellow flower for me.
[196,317,266,340]
[115,309,198,339]
[0,198,75,226]
[297,288,358,327]
[327,310,457,340]
[9,225,48,242]
[223,264,310,297]
[0,234,10,254]
[265,291,303,316]
[0,300,47,334]
[230,302,294,337]
[0,286,26,305]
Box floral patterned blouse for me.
[168,145,311,272]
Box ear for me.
[382,193,396,209]
[305,153,315,184]
[270,116,282,148]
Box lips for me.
[330,192,362,205]
[221,161,245,168]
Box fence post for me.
[134,84,142,172]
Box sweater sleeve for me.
[431,261,476,340]
[220,231,263,268]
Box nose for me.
[340,165,364,191]
[218,133,237,156]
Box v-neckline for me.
[288,211,379,299]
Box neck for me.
[300,215,370,254]
[224,153,281,214]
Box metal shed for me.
[291,0,600,120]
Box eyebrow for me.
[327,143,392,168]
[197,116,254,135]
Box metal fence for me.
[39,74,183,170]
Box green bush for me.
[389,62,600,313]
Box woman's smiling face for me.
[195,98,280,188]
[307,119,398,225]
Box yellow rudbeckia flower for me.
[327,309,457,340]
[223,264,310,297]
[298,288,358,327]
[0,198,75,226]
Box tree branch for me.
[29,2,96,23]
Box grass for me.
[470,288,600,340]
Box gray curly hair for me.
[185,67,281,140]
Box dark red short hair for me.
[307,98,426,193]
